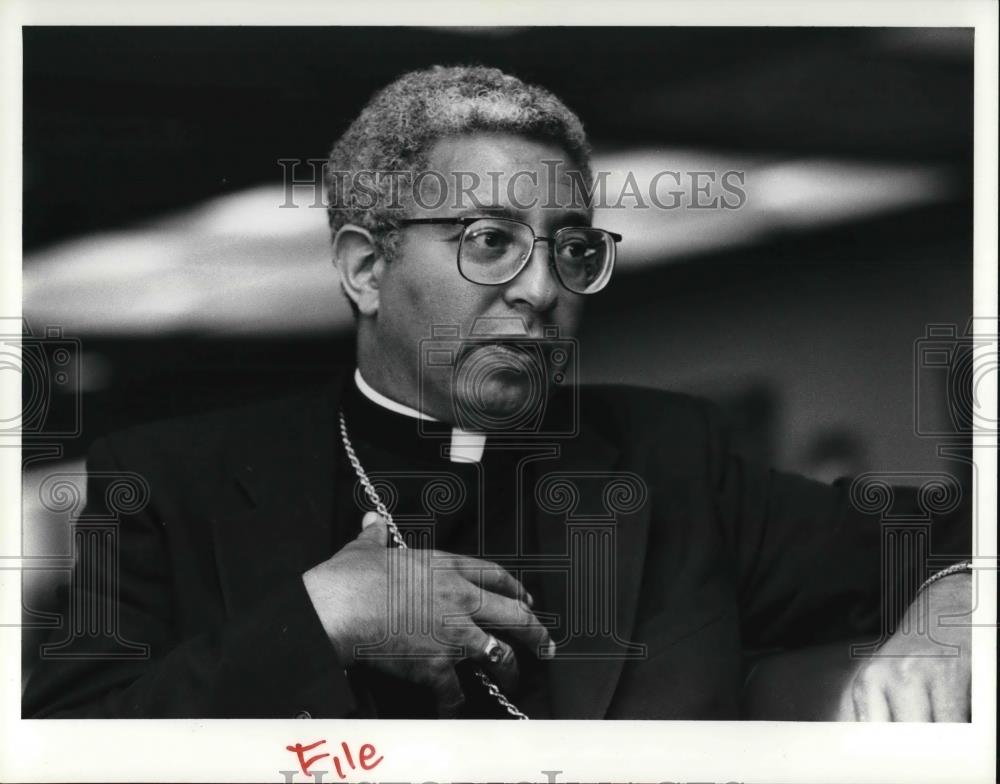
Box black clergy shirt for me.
[334,377,552,718]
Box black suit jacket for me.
[22,377,970,719]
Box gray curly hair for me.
[325,64,594,262]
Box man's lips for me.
[467,316,564,341]
[469,316,530,338]
[458,340,535,363]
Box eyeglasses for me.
[399,216,621,295]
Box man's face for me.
[369,132,589,425]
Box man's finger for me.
[469,590,553,658]
[884,676,932,722]
[450,554,531,604]
[431,665,465,719]
[466,629,520,694]
[358,512,389,545]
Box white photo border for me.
[1,1,996,782]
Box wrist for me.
[916,561,973,598]
[301,567,357,666]
[922,569,972,600]
[904,566,972,629]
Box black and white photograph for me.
[1,2,996,782]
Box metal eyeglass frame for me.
[398,216,622,294]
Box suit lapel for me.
[211,380,343,616]
[531,422,651,719]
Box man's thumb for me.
[358,511,389,545]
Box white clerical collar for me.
[354,369,486,464]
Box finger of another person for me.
[884,678,933,721]
[853,674,892,721]
[929,677,970,722]
[834,684,858,721]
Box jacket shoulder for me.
[93,384,336,477]
[577,383,723,460]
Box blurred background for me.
[16,27,975,676]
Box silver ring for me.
[484,635,504,664]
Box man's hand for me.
[302,512,553,717]
[839,572,972,722]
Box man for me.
[23,65,972,720]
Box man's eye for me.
[467,229,512,250]
[559,241,594,260]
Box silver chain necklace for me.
[338,409,530,720]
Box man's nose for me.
[502,239,559,313]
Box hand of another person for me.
[302,512,553,717]
[838,572,972,721]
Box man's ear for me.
[332,224,385,317]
